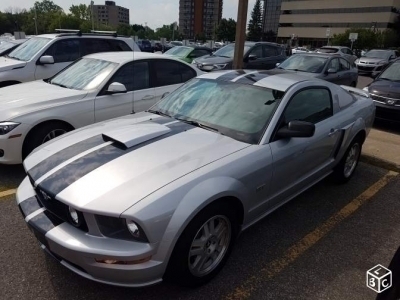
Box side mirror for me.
[326,68,337,74]
[39,55,54,65]
[249,54,258,61]
[276,120,315,138]
[107,82,127,94]
[161,92,170,99]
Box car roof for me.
[83,51,187,64]
[292,53,335,58]
[198,69,317,92]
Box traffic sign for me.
[349,32,358,42]
[326,28,331,37]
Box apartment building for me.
[179,0,223,39]
[278,0,400,46]
[262,0,282,33]
[92,1,130,28]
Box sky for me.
[0,0,257,29]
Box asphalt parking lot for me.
[1,76,399,300]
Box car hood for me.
[24,113,249,216]
[195,55,233,65]
[368,79,400,98]
[0,56,27,72]
[359,57,387,63]
[0,80,87,121]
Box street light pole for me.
[233,0,249,69]
[34,5,38,35]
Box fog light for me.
[69,207,79,225]
[0,149,3,157]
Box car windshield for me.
[171,41,183,46]
[50,58,118,90]
[0,41,16,53]
[151,78,283,144]
[7,37,50,61]
[213,44,252,58]
[364,50,390,59]
[165,46,193,57]
[379,62,400,81]
[278,55,328,73]
[318,47,339,54]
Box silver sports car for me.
[17,70,375,287]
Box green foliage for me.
[69,4,91,21]
[247,0,262,41]
[216,18,236,42]
[195,32,207,42]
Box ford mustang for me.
[16,70,375,287]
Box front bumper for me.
[356,64,377,73]
[374,102,400,123]
[16,177,165,287]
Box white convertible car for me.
[17,70,375,287]
[0,52,201,164]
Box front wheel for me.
[164,201,239,287]
[333,137,362,183]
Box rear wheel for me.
[22,122,72,159]
[164,201,239,287]
[333,136,362,183]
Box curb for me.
[360,153,400,173]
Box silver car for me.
[318,46,358,64]
[17,70,375,287]
[355,49,398,75]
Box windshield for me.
[171,41,183,46]
[165,46,193,57]
[0,41,16,53]
[50,58,118,90]
[213,44,252,58]
[279,55,328,73]
[318,47,339,54]
[364,50,391,59]
[379,62,400,81]
[151,78,283,144]
[7,37,50,61]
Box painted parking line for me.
[224,170,399,300]
[0,189,16,199]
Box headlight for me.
[192,60,197,64]
[126,220,142,239]
[377,60,386,65]
[363,87,369,92]
[355,59,360,64]
[68,206,83,227]
[213,63,227,70]
[0,121,20,135]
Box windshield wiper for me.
[5,55,21,61]
[175,117,219,133]
[147,109,173,118]
[285,68,307,72]
[50,82,69,88]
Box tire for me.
[164,201,239,287]
[22,121,72,159]
[333,136,363,183]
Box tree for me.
[195,32,206,42]
[69,4,91,21]
[331,28,385,50]
[216,18,236,42]
[247,0,262,41]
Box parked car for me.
[0,39,27,56]
[137,39,153,53]
[17,70,374,288]
[363,59,400,123]
[0,30,140,88]
[291,47,309,54]
[0,52,202,164]
[355,49,399,75]
[170,41,183,46]
[277,53,358,86]
[164,45,213,63]
[317,46,358,64]
[193,42,286,71]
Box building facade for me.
[179,0,223,40]
[262,0,282,34]
[277,0,400,46]
[93,1,130,28]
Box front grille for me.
[357,65,374,71]
[35,186,88,232]
[370,93,400,105]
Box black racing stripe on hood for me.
[216,70,246,81]
[28,116,172,182]
[19,196,42,218]
[38,121,195,196]
[234,72,273,85]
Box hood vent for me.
[102,124,171,149]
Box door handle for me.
[328,129,339,137]
[142,95,155,100]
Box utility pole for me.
[34,4,38,35]
[91,1,94,31]
[233,0,249,69]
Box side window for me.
[111,40,131,51]
[339,58,350,71]
[83,39,113,55]
[45,39,80,63]
[192,49,211,58]
[284,88,333,124]
[110,61,149,92]
[264,45,279,57]
[328,58,340,72]
[154,60,196,87]
[249,45,263,58]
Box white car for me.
[0,52,202,164]
[0,30,140,88]
[292,47,309,54]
